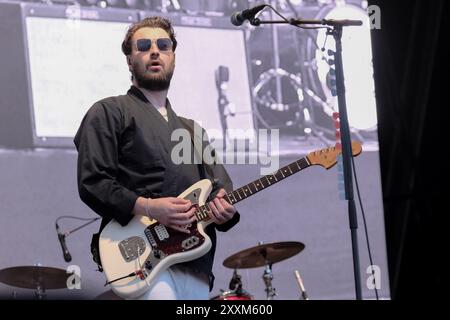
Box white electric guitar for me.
[99,142,362,299]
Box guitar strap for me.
[179,117,222,200]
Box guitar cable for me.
[105,272,138,287]
[105,244,149,287]
[351,156,380,300]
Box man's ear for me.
[127,56,132,72]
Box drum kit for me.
[0,242,305,300]
[212,241,305,300]
[0,266,70,299]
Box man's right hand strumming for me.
[133,197,196,234]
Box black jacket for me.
[74,86,240,288]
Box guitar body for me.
[99,179,213,299]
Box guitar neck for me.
[224,156,311,206]
[194,143,362,222]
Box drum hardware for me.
[294,269,309,300]
[262,263,276,300]
[228,269,243,292]
[222,241,305,300]
[211,289,253,301]
[0,265,72,300]
[211,268,253,300]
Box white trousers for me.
[134,265,210,300]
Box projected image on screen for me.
[250,0,378,152]
[25,16,254,142]
[26,17,132,138]
[169,26,254,140]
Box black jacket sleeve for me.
[74,101,138,226]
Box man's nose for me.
[149,42,160,57]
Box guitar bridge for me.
[118,237,146,262]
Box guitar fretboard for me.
[194,157,311,222]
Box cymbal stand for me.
[262,263,276,300]
[34,263,47,300]
[229,269,243,293]
[34,283,46,300]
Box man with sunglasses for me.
[74,17,240,300]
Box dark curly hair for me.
[121,16,177,56]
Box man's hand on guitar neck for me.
[207,189,237,225]
[133,197,196,234]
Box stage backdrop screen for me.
[22,7,254,147]
[26,17,132,139]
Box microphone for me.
[230,4,267,26]
[56,223,72,262]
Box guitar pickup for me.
[181,236,200,250]
[154,224,170,241]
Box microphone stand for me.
[249,15,363,300]
[55,216,101,262]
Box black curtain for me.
[369,0,448,299]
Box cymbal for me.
[0,266,69,290]
[223,241,305,269]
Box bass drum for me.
[304,0,378,138]
[211,289,253,300]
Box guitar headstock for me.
[307,141,363,169]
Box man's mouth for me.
[149,62,162,71]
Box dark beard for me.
[133,66,174,91]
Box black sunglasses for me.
[136,38,173,52]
